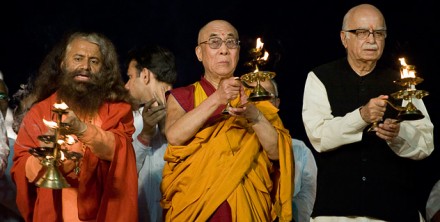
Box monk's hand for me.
[229,88,262,124]
[375,118,400,141]
[217,77,241,105]
[62,110,88,136]
[244,104,262,125]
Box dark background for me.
[1,0,439,217]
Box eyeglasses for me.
[199,37,240,49]
[344,29,387,40]
[0,93,8,101]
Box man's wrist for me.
[248,111,263,125]
[77,122,88,137]
[137,134,151,146]
[359,106,367,122]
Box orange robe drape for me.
[11,93,138,222]
[161,80,293,222]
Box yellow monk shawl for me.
[161,81,293,222]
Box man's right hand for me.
[217,77,241,105]
[360,95,388,124]
[139,98,166,140]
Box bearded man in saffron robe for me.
[11,32,138,222]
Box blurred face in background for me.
[0,80,8,118]
[125,60,150,104]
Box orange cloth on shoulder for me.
[161,82,293,222]
[11,93,138,222]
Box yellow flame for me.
[53,102,69,110]
[256,38,264,50]
[253,66,260,73]
[43,119,58,129]
[399,57,416,79]
[66,135,76,145]
[399,57,407,66]
[262,51,269,60]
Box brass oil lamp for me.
[222,38,276,114]
[368,58,429,132]
[29,102,82,189]
[240,37,276,101]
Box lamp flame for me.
[254,66,260,73]
[43,119,58,129]
[65,135,76,145]
[261,51,269,61]
[53,102,69,110]
[399,58,408,66]
[256,38,264,51]
[399,57,416,79]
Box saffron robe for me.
[160,78,294,222]
[11,93,138,222]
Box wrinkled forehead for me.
[199,21,238,41]
[66,38,101,54]
[352,16,384,29]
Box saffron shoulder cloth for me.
[161,81,293,222]
[11,93,137,222]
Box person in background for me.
[302,4,434,221]
[426,179,440,222]
[11,31,138,222]
[0,78,10,177]
[0,71,18,142]
[124,44,177,222]
[160,19,294,221]
[260,79,317,222]
[0,75,24,222]
[0,78,11,217]
[10,77,36,137]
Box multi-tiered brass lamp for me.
[240,37,276,101]
[368,58,429,132]
[222,38,276,114]
[29,102,82,189]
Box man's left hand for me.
[140,98,166,138]
[375,118,400,141]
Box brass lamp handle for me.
[366,100,405,132]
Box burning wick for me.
[43,119,58,129]
[399,57,416,79]
[65,135,76,145]
[256,38,264,51]
[53,102,69,110]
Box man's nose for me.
[79,60,92,70]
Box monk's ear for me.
[195,46,202,62]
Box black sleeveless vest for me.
[311,58,419,222]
